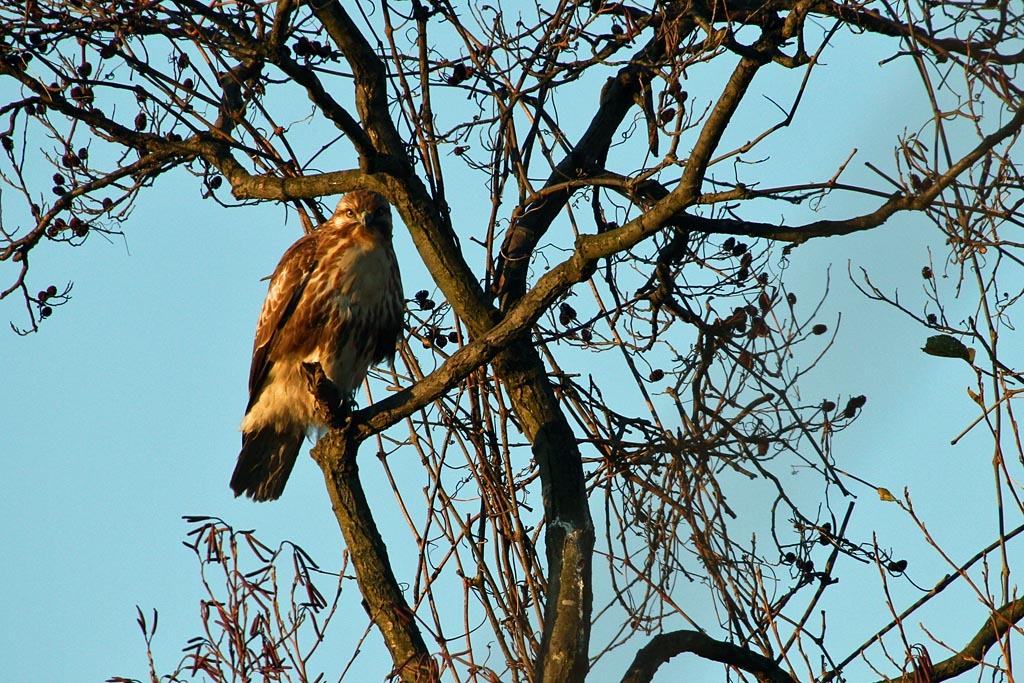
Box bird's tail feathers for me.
[231,424,305,501]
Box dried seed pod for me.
[842,395,867,418]
[751,317,770,338]
[447,63,474,85]
[887,559,908,574]
[70,216,88,236]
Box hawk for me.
[231,190,404,501]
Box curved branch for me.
[492,17,694,309]
[825,522,1024,681]
[680,102,1024,244]
[563,98,1024,254]
[809,0,1024,65]
[619,630,798,683]
[872,597,1024,683]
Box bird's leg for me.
[301,361,349,429]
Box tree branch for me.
[825,522,1024,681]
[492,17,695,309]
[676,52,768,196]
[307,0,497,329]
[309,429,438,683]
[680,101,1024,244]
[270,52,377,162]
[872,597,1024,683]
[306,5,595,680]
[491,341,594,683]
[218,165,388,202]
[809,0,1024,65]
[619,630,798,683]
[309,0,410,173]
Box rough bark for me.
[309,2,596,679]
[310,430,438,683]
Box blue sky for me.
[1,16,1019,683]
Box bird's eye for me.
[345,208,355,217]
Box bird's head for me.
[332,190,393,240]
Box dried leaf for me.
[877,487,898,502]
[922,334,975,364]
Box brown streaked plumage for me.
[231,190,404,501]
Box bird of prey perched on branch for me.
[231,190,404,501]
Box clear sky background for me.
[1,13,1018,683]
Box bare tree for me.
[3,1,1024,681]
